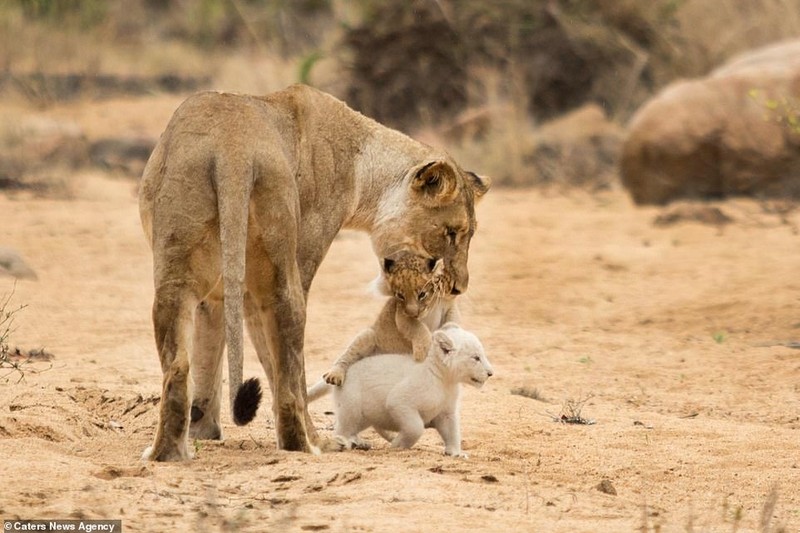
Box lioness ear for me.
[383,257,397,273]
[467,171,491,200]
[411,161,459,205]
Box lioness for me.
[331,323,493,456]
[138,84,489,461]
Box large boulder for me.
[621,40,800,204]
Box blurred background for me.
[1,0,799,198]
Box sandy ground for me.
[1,98,800,533]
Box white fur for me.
[330,324,492,456]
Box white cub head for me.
[431,323,493,388]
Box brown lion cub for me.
[321,251,460,387]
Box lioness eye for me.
[446,227,457,244]
[419,291,428,301]
[473,355,480,361]
[395,292,405,301]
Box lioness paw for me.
[323,366,346,386]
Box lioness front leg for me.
[395,308,432,361]
[323,329,378,385]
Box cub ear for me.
[433,329,455,360]
[426,257,442,273]
[467,171,491,200]
[383,257,397,273]
[410,161,459,205]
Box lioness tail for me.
[233,377,262,425]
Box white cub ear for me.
[433,329,455,359]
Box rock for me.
[621,39,800,205]
[526,104,624,190]
[595,479,617,496]
[0,247,38,280]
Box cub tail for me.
[307,379,333,402]
[233,377,262,426]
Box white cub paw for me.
[444,450,468,459]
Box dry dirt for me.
[1,97,799,533]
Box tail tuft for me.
[233,377,262,426]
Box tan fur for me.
[138,84,489,461]
[321,252,458,387]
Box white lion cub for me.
[332,323,493,456]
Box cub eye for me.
[395,292,405,301]
[473,355,480,361]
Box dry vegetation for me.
[2,0,800,193]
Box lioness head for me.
[373,157,490,296]
[432,323,494,388]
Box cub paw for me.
[444,449,468,459]
[316,436,347,453]
[413,335,432,362]
[412,344,429,362]
[350,437,372,451]
[323,366,346,386]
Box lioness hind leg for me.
[260,287,320,453]
[146,286,198,461]
[246,231,319,453]
[189,296,225,441]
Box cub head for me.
[432,323,493,388]
[372,157,490,297]
[382,252,444,319]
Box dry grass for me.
[2,0,800,193]
[0,286,27,382]
[674,0,800,78]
